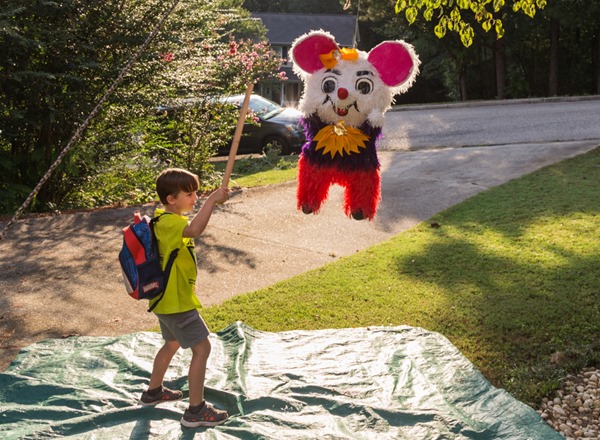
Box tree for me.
[394,0,548,47]
[542,0,600,95]
[353,0,498,100]
[1,0,169,211]
[0,0,282,213]
[355,0,600,101]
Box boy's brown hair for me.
[156,168,200,205]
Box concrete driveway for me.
[197,140,599,306]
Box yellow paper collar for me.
[313,121,369,158]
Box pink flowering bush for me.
[138,29,286,180]
[78,3,288,205]
[213,38,285,92]
[160,53,174,63]
[147,41,285,100]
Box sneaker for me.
[181,402,229,428]
[139,386,183,406]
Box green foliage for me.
[144,100,240,182]
[0,0,284,215]
[394,0,547,47]
[360,0,599,101]
[202,147,600,405]
[63,147,299,210]
[62,153,162,209]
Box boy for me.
[138,168,229,428]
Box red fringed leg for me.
[296,155,335,214]
[341,169,381,220]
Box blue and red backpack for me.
[119,212,178,312]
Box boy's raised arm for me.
[183,187,229,238]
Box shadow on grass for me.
[390,147,600,402]
[202,147,600,405]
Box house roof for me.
[252,13,358,47]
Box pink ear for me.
[292,33,339,74]
[367,41,416,87]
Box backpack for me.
[119,212,179,312]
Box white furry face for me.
[298,52,394,128]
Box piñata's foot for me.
[351,209,365,220]
[302,205,314,215]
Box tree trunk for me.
[494,38,506,99]
[532,39,539,95]
[459,65,468,101]
[549,18,560,96]
[596,26,600,94]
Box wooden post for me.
[221,83,254,189]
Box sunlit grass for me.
[202,146,600,405]
[212,153,298,189]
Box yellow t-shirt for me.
[149,209,201,314]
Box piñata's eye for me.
[356,78,373,95]
[322,77,337,94]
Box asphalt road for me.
[381,97,600,150]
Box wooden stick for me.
[221,82,254,189]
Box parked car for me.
[219,94,305,155]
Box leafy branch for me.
[395,0,548,47]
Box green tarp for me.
[0,323,559,439]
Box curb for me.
[391,94,600,112]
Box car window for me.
[248,97,283,120]
[225,95,283,120]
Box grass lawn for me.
[211,153,299,188]
[202,146,600,406]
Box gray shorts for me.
[155,309,210,349]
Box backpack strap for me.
[147,213,180,313]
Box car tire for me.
[262,136,290,155]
